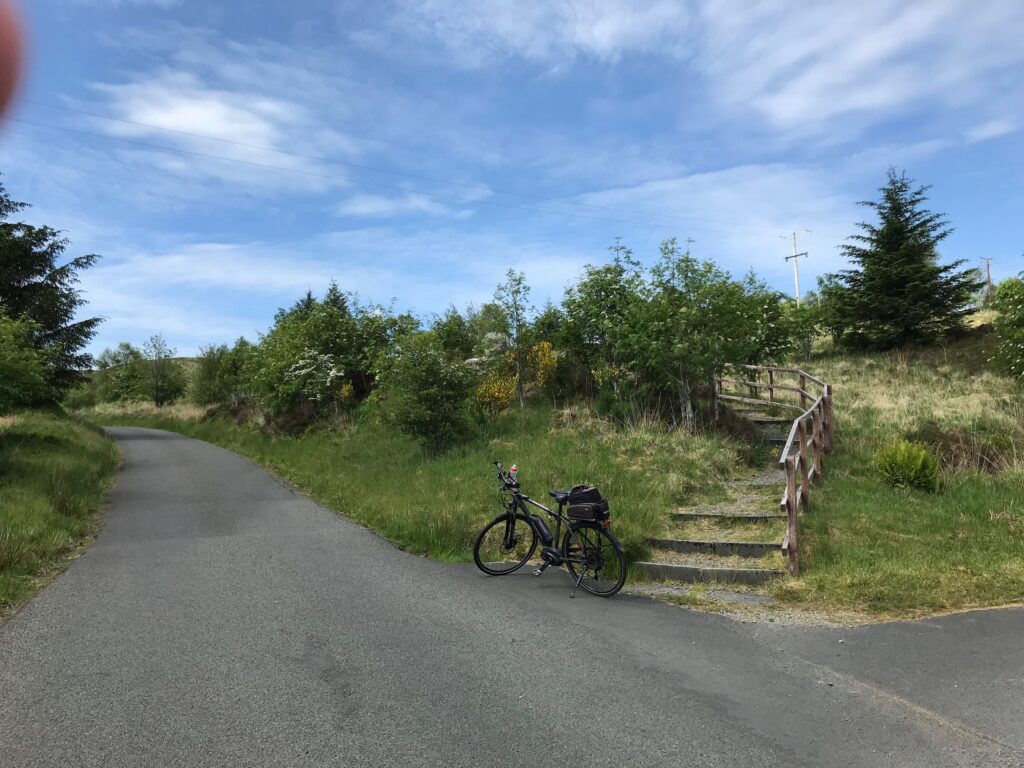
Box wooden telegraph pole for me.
[784,231,809,306]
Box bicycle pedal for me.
[532,568,544,577]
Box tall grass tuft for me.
[0,411,119,613]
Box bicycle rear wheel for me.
[473,513,538,575]
[562,525,626,596]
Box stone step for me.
[636,560,785,586]
[671,510,786,523]
[749,416,792,424]
[646,537,781,558]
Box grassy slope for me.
[84,402,758,565]
[772,329,1024,615]
[0,411,119,615]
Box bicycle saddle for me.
[548,489,571,504]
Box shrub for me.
[993,277,1024,380]
[474,371,516,418]
[377,334,473,448]
[875,440,940,492]
[62,383,97,410]
[0,312,49,412]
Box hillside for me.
[771,325,1024,614]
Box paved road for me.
[1,428,1021,767]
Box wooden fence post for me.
[799,373,807,410]
[812,406,823,478]
[824,384,834,454]
[768,369,775,403]
[785,456,799,575]
[798,420,810,509]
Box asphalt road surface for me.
[1,427,1022,767]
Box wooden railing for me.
[714,365,834,576]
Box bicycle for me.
[472,461,627,597]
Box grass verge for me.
[0,411,119,616]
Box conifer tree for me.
[0,180,102,391]
[832,169,981,348]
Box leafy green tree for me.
[993,277,1024,379]
[377,333,473,448]
[433,306,474,360]
[95,343,147,402]
[465,301,510,354]
[351,303,419,397]
[191,344,230,406]
[0,181,102,393]
[627,239,757,429]
[494,269,532,409]
[830,169,981,349]
[0,311,49,412]
[562,242,644,396]
[813,274,853,345]
[221,337,256,405]
[142,334,185,406]
[528,301,564,346]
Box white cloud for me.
[336,192,472,218]
[385,0,691,65]
[83,69,357,193]
[382,1,1024,141]
[965,119,1018,144]
[692,1,1024,138]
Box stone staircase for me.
[636,407,791,586]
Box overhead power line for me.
[16,99,786,235]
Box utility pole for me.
[983,256,994,304]
[685,237,695,257]
[783,231,809,306]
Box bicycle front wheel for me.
[562,525,626,596]
[473,513,538,575]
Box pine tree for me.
[834,169,981,349]
[0,180,102,392]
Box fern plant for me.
[875,440,940,492]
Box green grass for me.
[82,402,759,566]
[770,329,1024,616]
[0,411,119,615]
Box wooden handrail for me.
[730,364,826,388]
[714,366,834,576]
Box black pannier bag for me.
[567,484,610,521]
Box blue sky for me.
[2,0,1023,355]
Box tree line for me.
[1,171,1018,441]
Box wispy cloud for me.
[380,0,1024,142]
[694,1,1024,138]
[965,119,1018,144]
[380,0,692,66]
[336,192,474,219]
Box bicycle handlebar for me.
[492,460,519,489]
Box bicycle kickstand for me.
[569,568,586,598]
